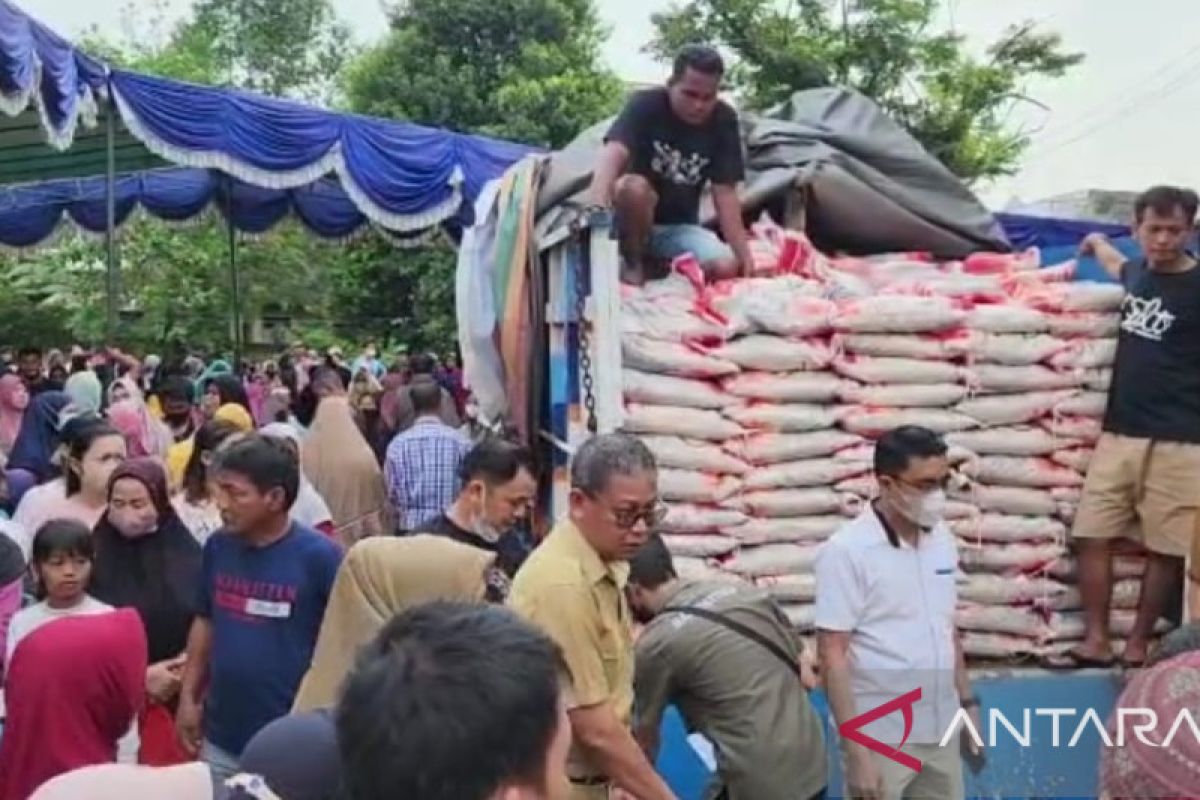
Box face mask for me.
[914,489,946,529]
[470,516,503,544]
[112,510,158,538]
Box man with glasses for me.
[816,426,979,800]
[509,433,677,800]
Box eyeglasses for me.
[886,474,951,493]
[590,498,669,530]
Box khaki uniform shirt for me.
[635,580,827,800]
[509,519,634,798]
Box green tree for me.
[187,0,352,101]
[649,0,1083,181]
[344,0,622,148]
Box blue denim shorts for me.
[649,224,733,264]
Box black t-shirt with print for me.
[1104,259,1200,442]
[422,513,529,603]
[605,87,744,225]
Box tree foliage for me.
[344,0,623,149]
[649,0,1083,181]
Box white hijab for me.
[260,422,334,529]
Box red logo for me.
[838,687,924,772]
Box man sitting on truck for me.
[587,44,752,285]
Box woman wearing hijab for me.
[64,370,103,417]
[0,609,148,800]
[91,459,202,767]
[260,423,335,538]
[222,709,342,800]
[291,535,493,712]
[5,391,70,505]
[167,403,253,490]
[301,369,391,544]
[107,398,173,462]
[200,373,249,421]
[29,762,213,800]
[1101,650,1200,798]
[0,375,29,461]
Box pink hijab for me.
[1101,650,1200,798]
[107,399,173,460]
[0,375,26,454]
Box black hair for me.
[671,44,725,82]
[336,602,564,800]
[183,419,243,504]
[410,378,442,415]
[458,438,534,487]
[158,376,195,405]
[205,373,251,414]
[1135,185,1199,225]
[628,533,677,590]
[212,433,300,509]
[32,518,95,565]
[408,353,436,376]
[60,416,122,496]
[873,425,948,477]
[16,347,42,360]
[31,519,95,598]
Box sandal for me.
[1041,648,1117,670]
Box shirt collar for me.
[559,520,629,588]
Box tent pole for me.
[225,176,243,370]
[104,89,117,344]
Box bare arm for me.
[179,617,212,704]
[954,634,983,756]
[587,141,630,208]
[571,703,676,800]
[712,184,752,276]
[819,629,882,800]
[1079,232,1127,280]
[175,617,212,755]
[819,630,865,759]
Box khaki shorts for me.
[874,742,964,800]
[1072,433,1200,558]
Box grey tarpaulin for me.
[535,87,1010,258]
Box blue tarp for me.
[0,1,538,244]
[997,212,1134,283]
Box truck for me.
[458,88,1146,799]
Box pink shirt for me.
[11,479,107,559]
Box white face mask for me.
[915,489,946,529]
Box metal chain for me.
[574,223,599,433]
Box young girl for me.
[5,519,111,667]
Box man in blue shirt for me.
[176,434,342,782]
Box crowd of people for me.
[0,39,1196,799]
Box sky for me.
[28,0,1200,208]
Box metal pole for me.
[104,88,117,344]
[225,176,243,369]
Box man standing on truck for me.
[1055,185,1200,670]
[626,534,828,800]
[587,44,752,285]
[509,433,677,800]
[816,426,979,800]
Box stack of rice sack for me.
[617,226,1153,662]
